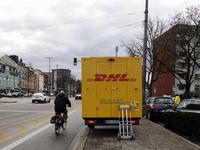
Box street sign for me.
[172,85,175,91]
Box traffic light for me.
[74,58,77,66]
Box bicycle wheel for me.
[55,124,60,135]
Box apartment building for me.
[152,25,200,96]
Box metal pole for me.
[142,0,148,103]
[116,46,118,57]
[46,57,53,96]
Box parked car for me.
[24,93,33,97]
[32,93,51,103]
[143,97,175,120]
[1,93,6,97]
[75,94,82,100]
[6,93,13,97]
[163,99,200,141]
[12,92,20,97]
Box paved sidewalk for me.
[74,117,200,150]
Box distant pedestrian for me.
[174,94,180,105]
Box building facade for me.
[0,63,18,93]
[0,55,28,93]
[152,25,200,96]
[52,69,71,95]
[28,68,38,93]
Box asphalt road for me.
[0,96,84,150]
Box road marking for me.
[0,130,2,139]
[0,112,53,130]
[1,110,76,150]
[17,123,26,131]
[0,112,26,120]
[32,119,40,124]
[42,115,50,119]
[0,120,49,144]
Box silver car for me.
[32,93,51,103]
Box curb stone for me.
[73,126,90,150]
[0,100,17,103]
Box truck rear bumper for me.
[83,118,141,126]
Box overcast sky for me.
[0,0,199,80]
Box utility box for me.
[82,57,142,127]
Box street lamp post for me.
[142,0,148,103]
[116,46,118,57]
[46,57,53,96]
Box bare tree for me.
[161,5,200,96]
[76,80,82,93]
[122,17,169,96]
[69,74,76,96]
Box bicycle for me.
[54,113,67,135]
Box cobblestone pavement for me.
[74,117,200,150]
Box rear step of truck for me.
[118,102,135,140]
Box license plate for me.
[105,120,119,124]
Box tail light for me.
[86,120,97,124]
[150,104,156,109]
[128,120,139,124]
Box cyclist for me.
[54,90,71,123]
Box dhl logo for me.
[87,74,136,82]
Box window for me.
[177,100,191,109]
[179,63,186,69]
[195,74,200,80]
[197,53,200,59]
[178,84,185,90]
[178,50,186,56]
[155,98,173,104]
[195,85,200,91]
[178,73,185,79]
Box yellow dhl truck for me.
[82,57,142,127]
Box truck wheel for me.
[118,133,121,140]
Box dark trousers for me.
[56,109,68,119]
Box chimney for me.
[20,59,22,62]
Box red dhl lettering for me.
[87,74,136,82]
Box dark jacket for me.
[54,93,71,113]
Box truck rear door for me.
[96,62,128,118]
